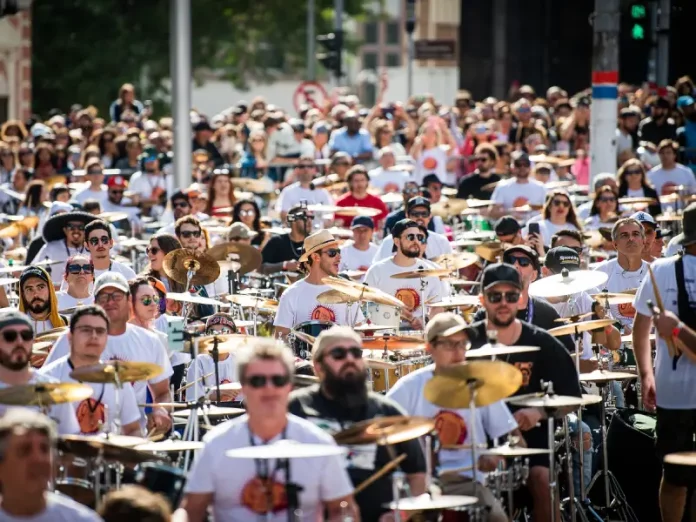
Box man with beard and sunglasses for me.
[84,220,136,280]
[178,338,357,522]
[466,263,581,522]
[489,151,547,220]
[19,266,67,334]
[0,309,79,434]
[638,96,677,145]
[289,326,426,522]
[55,254,95,313]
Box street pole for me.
[334,0,343,88]
[171,0,192,192]
[406,0,416,99]
[307,0,316,81]
[589,0,620,189]
[656,0,670,86]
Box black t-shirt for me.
[288,386,426,522]
[261,233,303,264]
[456,172,501,200]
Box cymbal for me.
[342,269,367,279]
[589,292,635,305]
[32,341,53,353]
[548,319,614,337]
[218,382,243,392]
[508,394,585,410]
[354,324,397,332]
[362,335,424,351]
[163,248,220,286]
[581,394,602,406]
[197,334,253,353]
[294,374,320,388]
[390,267,453,279]
[0,224,24,239]
[475,241,508,262]
[424,360,522,408]
[442,278,481,287]
[466,199,494,209]
[579,369,637,383]
[511,203,543,212]
[230,177,273,193]
[57,435,155,464]
[333,415,435,446]
[136,440,205,452]
[312,173,341,187]
[321,277,405,308]
[432,252,479,271]
[172,405,246,418]
[207,242,262,276]
[466,343,541,358]
[482,445,550,457]
[554,312,593,323]
[618,197,658,207]
[459,230,497,241]
[99,211,130,223]
[166,292,228,307]
[528,270,608,298]
[431,199,469,218]
[384,495,478,511]
[363,357,400,370]
[292,330,316,346]
[35,326,69,342]
[664,452,696,467]
[0,383,93,406]
[450,238,482,248]
[119,237,150,249]
[381,192,404,205]
[226,294,278,310]
[333,206,382,217]
[33,258,61,268]
[657,214,683,223]
[481,181,499,192]
[70,361,163,384]
[427,296,480,308]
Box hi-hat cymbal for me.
[136,440,205,452]
[35,326,69,342]
[333,416,435,446]
[589,292,635,305]
[99,211,130,223]
[664,452,696,467]
[431,199,469,218]
[508,394,585,410]
[226,441,347,460]
[384,495,478,511]
[362,335,424,351]
[467,343,541,358]
[163,248,220,286]
[579,369,637,383]
[474,241,509,262]
[70,361,163,384]
[548,319,614,337]
[166,292,228,307]
[321,277,405,308]
[32,341,53,353]
[528,270,608,298]
[432,252,479,271]
[230,177,273,193]
[0,383,93,406]
[427,296,480,309]
[207,242,262,276]
[172,405,246,419]
[482,445,550,457]
[197,334,253,353]
[390,267,453,279]
[424,360,522,408]
[57,435,155,464]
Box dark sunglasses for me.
[67,263,94,275]
[551,199,570,208]
[327,346,363,360]
[66,224,85,232]
[2,330,33,343]
[409,211,431,218]
[297,163,315,169]
[244,374,291,388]
[87,170,103,176]
[403,188,420,195]
[598,197,616,203]
[181,230,202,238]
[173,201,190,209]
[88,236,110,246]
[505,256,533,268]
[625,169,642,176]
[514,161,531,168]
[403,233,426,244]
[146,246,160,255]
[110,190,124,195]
[322,248,340,258]
[486,291,521,304]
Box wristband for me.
[673,321,684,339]
[282,261,287,270]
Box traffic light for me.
[620,2,651,84]
[316,32,343,80]
[630,2,648,40]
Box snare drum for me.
[365,303,402,328]
[441,503,489,521]
[291,321,335,359]
[55,454,94,507]
[135,462,187,509]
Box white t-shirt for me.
[665,235,683,258]
[491,178,547,210]
[415,146,451,185]
[275,183,333,213]
[373,232,452,263]
[0,372,79,435]
[548,291,595,359]
[387,365,517,483]
[0,491,101,521]
[128,171,175,200]
[583,214,616,231]
[94,261,136,281]
[647,163,696,196]
[186,354,239,401]
[40,356,142,435]
[368,167,411,193]
[339,242,379,272]
[155,314,191,367]
[364,258,448,323]
[524,219,579,247]
[273,279,364,329]
[634,255,696,408]
[73,185,108,206]
[592,258,649,330]
[184,414,354,522]
[55,292,94,313]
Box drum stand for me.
[209,337,222,404]
[180,399,213,470]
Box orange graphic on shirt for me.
[395,288,420,311]
[422,157,439,170]
[512,196,529,208]
[515,362,534,387]
[76,399,106,434]
[661,182,678,196]
[617,303,636,318]
[434,411,468,445]
[311,305,336,322]
[383,182,400,193]
[241,477,288,514]
[151,186,166,201]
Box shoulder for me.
[39,356,68,377]
[288,413,338,443]
[368,392,410,414]
[46,491,101,520]
[202,414,250,444]
[31,370,59,383]
[592,259,613,272]
[647,165,661,175]
[650,256,677,273]
[335,192,354,204]
[394,364,434,386]
[126,323,163,343]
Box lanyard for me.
[68,358,105,412]
[64,239,85,257]
[525,297,534,324]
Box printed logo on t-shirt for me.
[661,182,678,196]
[241,477,287,514]
[384,182,400,193]
[395,288,420,311]
[512,196,529,208]
[434,410,468,445]
[617,303,636,318]
[76,398,106,434]
[515,362,533,387]
[422,157,438,170]
[310,305,336,322]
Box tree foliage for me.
[31,0,374,117]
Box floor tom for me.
[290,321,335,359]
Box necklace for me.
[287,235,303,259]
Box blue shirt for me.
[328,127,374,158]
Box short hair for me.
[82,199,101,214]
[593,173,616,191]
[346,165,369,183]
[128,276,154,302]
[85,219,112,241]
[236,339,295,382]
[474,142,499,161]
[70,305,110,333]
[97,485,171,522]
[551,229,585,248]
[174,215,201,238]
[611,217,646,242]
[657,139,679,153]
[0,409,56,462]
[312,325,362,362]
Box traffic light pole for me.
[406,0,416,99]
[307,0,316,81]
[656,0,670,86]
[334,0,343,87]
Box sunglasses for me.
[327,346,363,360]
[551,199,570,208]
[87,170,103,176]
[598,197,616,203]
[514,162,531,168]
[140,295,161,306]
[173,201,190,209]
[96,291,126,305]
[2,330,33,343]
[505,256,533,268]
[146,246,160,255]
[297,163,315,169]
[403,233,426,244]
[409,211,431,218]
[110,190,124,195]
[244,374,291,388]
[625,169,642,176]
[180,230,202,238]
[88,236,110,246]
[66,224,85,231]
[517,107,531,114]
[67,263,94,275]
[334,162,350,167]
[322,248,341,258]
[486,291,521,304]
[403,188,420,195]
[239,209,256,217]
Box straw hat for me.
[298,230,339,263]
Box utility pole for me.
[589,0,620,189]
[171,0,192,192]
[307,0,316,81]
[405,0,416,99]
[656,0,670,86]
[334,0,344,88]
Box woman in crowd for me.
[238,129,268,179]
[96,127,119,168]
[55,254,95,312]
[143,234,185,293]
[20,180,48,218]
[205,172,236,218]
[617,158,662,216]
[110,83,144,123]
[585,185,621,231]
[0,142,16,184]
[32,143,56,179]
[114,136,142,170]
[526,189,583,248]
[232,198,266,248]
[411,118,457,185]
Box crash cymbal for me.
[620,332,656,343]
[306,204,342,213]
[362,335,424,351]
[226,441,347,460]
[57,435,155,465]
[442,278,481,287]
[139,402,192,408]
[136,441,205,452]
[384,495,478,511]
[657,214,683,223]
[0,383,93,406]
[390,267,453,279]
[474,241,508,262]
[466,199,494,209]
[528,270,608,298]
[381,192,404,205]
[99,211,130,223]
[548,319,614,337]
[312,173,341,187]
[166,292,228,307]
[450,238,482,248]
[230,177,273,193]
[482,445,550,457]
[431,199,469,218]
[35,326,69,342]
[508,394,585,410]
[664,452,696,466]
[554,312,593,323]
[545,180,575,189]
[172,405,246,419]
[354,324,398,332]
[0,277,18,285]
[427,296,480,308]
[579,369,638,383]
[33,258,61,268]
[342,269,366,279]
[589,292,635,305]
[294,374,320,388]
[581,394,603,406]
[197,334,253,353]
[466,343,541,358]
[70,361,163,384]
[163,248,220,286]
[363,357,399,370]
[459,230,497,241]
[0,224,23,239]
[333,416,435,446]
[321,277,405,308]
[424,360,522,408]
[511,203,544,212]
[433,252,479,271]
[618,197,658,207]
[226,294,279,310]
[207,242,261,276]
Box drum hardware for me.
[432,252,479,271]
[321,276,405,308]
[333,416,435,446]
[588,291,635,305]
[290,321,334,359]
[466,343,540,359]
[353,454,407,495]
[431,198,470,218]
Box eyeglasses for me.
[505,256,533,268]
[409,211,431,218]
[173,201,190,209]
[403,188,420,196]
[327,346,363,360]
[625,169,642,176]
[514,162,531,168]
[110,190,124,195]
[74,325,107,337]
[322,248,341,258]
[96,291,127,305]
[180,230,202,239]
[66,224,85,232]
[146,246,160,255]
[244,374,291,388]
[517,107,531,114]
[139,295,161,306]
[2,330,32,343]
[88,236,110,246]
[239,209,256,217]
[486,291,521,304]
[403,233,426,244]
[598,197,616,203]
[67,263,94,275]
[551,199,570,208]
[297,163,315,169]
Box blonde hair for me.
[312,326,362,362]
[236,338,295,381]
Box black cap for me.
[482,263,522,291]
[421,174,442,187]
[494,216,521,237]
[391,219,419,239]
[351,216,374,230]
[193,120,213,132]
[407,196,431,212]
[544,247,580,273]
[503,245,540,271]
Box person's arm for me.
[274,325,291,339]
[122,420,142,437]
[178,494,213,522]
[148,379,172,434]
[652,309,696,352]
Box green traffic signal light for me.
[632,23,645,40]
[631,4,647,19]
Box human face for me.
[65,256,94,289]
[70,314,108,362]
[351,226,373,247]
[534,168,551,184]
[0,430,52,497]
[241,359,292,418]
[63,221,85,247]
[497,232,523,245]
[213,174,231,196]
[314,247,341,276]
[425,182,443,203]
[651,235,664,257]
[623,166,643,189]
[172,198,191,220]
[659,147,676,167]
[613,222,645,256]
[238,204,256,227]
[95,288,129,323]
[85,228,112,259]
[333,159,350,177]
[395,227,425,258]
[482,283,521,327]
[550,195,571,219]
[379,152,396,169]
[345,117,360,134]
[22,277,49,315]
[0,325,33,370]
[133,284,160,322]
[147,239,165,271]
[55,191,70,203]
[407,205,431,228]
[596,192,617,215]
[402,184,420,203]
[513,159,531,179]
[428,331,469,368]
[295,160,316,183]
[86,168,104,186]
[108,186,125,204]
[504,253,537,289]
[315,339,365,384]
[179,224,202,249]
[641,223,657,251]
[349,173,369,195]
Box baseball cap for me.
[107,176,128,189]
[421,174,442,187]
[544,247,581,274]
[631,211,656,227]
[351,216,374,230]
[391,219,419,239]
[94,272,129,295]
[482,263,522,291]
[407,196,431,212]
[503,245,540,271]
[677,96,695,109]
[425,312,469,343]
[494,216,521,237]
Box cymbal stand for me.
[180,399,213,470]
[569,321,587,501]
[540,381,559,522]
[466,381,481,500]
[211,337,222,404]
[181,261,199,325]
[417,274,427,327]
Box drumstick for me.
[353,454,407,495]
[176,372,214,393]
[648,265,679,357]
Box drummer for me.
[174,215,218,316]
[274,230,363,339]
[386,313,515,522]
[84,219,136,279]
[260,204,313,275]
[493,215,525,245]
[19,265,68,334]
[39,305,142,436]
[55,254,95,313]
[289,325,426,522]
[339,216,378,274]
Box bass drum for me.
[291,321,335,359]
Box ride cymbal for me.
[226,294,279,310]
[321,277,405,308]
[197,334,253,353]
[163,248,220,286]
[333,416,435,446]
[547,319,614,337]
[207,242,262,276]
[431,199,469,218]
[579,369,637,383]
[362,335,424,351]
[432,252,479,271]
[0,383,93,406]
[70,361,163,384]
[528,270,608,298]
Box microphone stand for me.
[211,336,222,405]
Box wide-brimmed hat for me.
[298,230,339,263]
[681,203,696,246]
[42,211,98,242]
